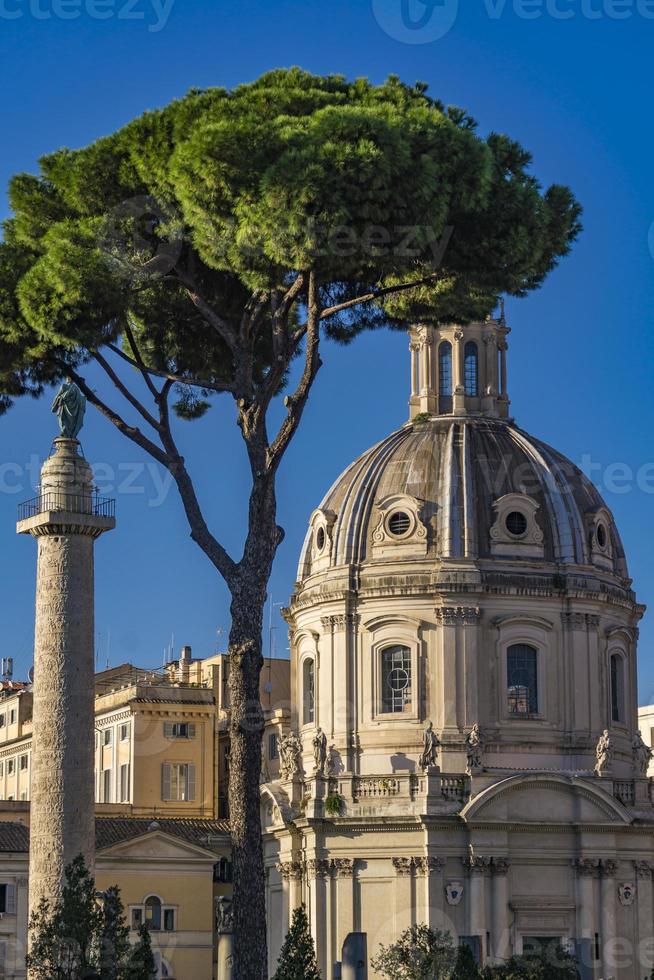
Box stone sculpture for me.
[313,727,328,775]
[279,732,303,781]
[466,723,485,774]
[52,380,87,439]
[595,729,613,777]
[632,730,653,776]
[419,721,440,770]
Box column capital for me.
[320,613,357,632]
[600,859,619,878]
[276,861,303,882]
[634,860,653,879]
[392,857,414,877]
[463,854,492,875]
[436,606,482,626]
[306,858,331,880]
[414,856,446,877]
[491,857,511,876]
[331,858,355,878]
[573,858,600,877]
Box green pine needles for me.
[273,906,322,980]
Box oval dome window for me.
[506,511,528,537]
[388,511,411,537]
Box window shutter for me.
[0,940,6,978]
[188,723,196,739]
[186,764,196,802]
[5,886,15,915]
[163,722,174,738]
[162,763,171,801]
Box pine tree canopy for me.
[0,68,581,418]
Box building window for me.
[103,769,111,803]
[0,763,4,778]
[214,857,233,883]
[6,761,14,776]
[145,896,162,931]
[268,733,278,760]
[163,908,175,932]
[163,722,196,739]
[162,762,195,802]
[381,645,412,714]
[611,653,625,723]
[0,716,5,729]
[302,659,315,726]
[507,644,539,715]
[103,729,112,746]
[9,711,16,726]
[120,723,130,741]
[0,885,16,915]
[464,341,479,396]
[439,341,453,397]
[131,907,142,931]
[119,763,130,803]
[19,755,28,772]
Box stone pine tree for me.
[0,68,582,979]
[272,906,321,980]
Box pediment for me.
[461,774,631,826]
[98,830,217,862]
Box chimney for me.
[180,645,192,683]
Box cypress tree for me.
[273,906,321,980]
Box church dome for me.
[298,320,628,583]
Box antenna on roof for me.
[105,629,111,671]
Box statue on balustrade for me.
[279,732,303,781]
[466,723,485,775]
[595,729,613,777]
[632,730,653,776]
[419,721,440,771]
[313,727,328,775]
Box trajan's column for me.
[17,381,115,917]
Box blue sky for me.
[1,0,654,698]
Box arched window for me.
[145,895,162,931]
[611,653,625,723]
[439,341,453,397]
[464,341,479,396]
[507,644,538,715]
[302,658,315,725]
[381,645,412,714]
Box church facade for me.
[262,316,654,979]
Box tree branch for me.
[91,350,161,431]
[123,321,159,399]
[267,271,322,471]
[106,343,235,395]
[319,267,450,322]
[63,366,170,467]
[156,380,238,582]
[173,267,238,350]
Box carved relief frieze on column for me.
[331,858,355,878]
[414,857,446,877]
[392,857,414,877]
[306,859,331,879]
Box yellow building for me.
[0,815,230,980]
[0,647,290,978]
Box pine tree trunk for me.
[227,475,279,980]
